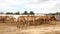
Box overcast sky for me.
[0,0,60,13]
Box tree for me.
[29,11,35,15]
[14,11,20,15]
[23,11,28,15]
[6,12,13,15]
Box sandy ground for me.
[20,24,60,34]
[0,22,60,34]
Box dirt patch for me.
[0,23,60,34]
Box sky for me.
[0,0,60,13]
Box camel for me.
[0,16,7,23]
[17,15,56,28]
[17,16,26,29]
[4,16,16,23]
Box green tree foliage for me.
[29,11,35,15]
[6,12,13,15]
[23,11,28,15]
[14,12,20,15]
[56,12,60,15]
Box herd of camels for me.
[0,15,57,28]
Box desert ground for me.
[0,21,60,34]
